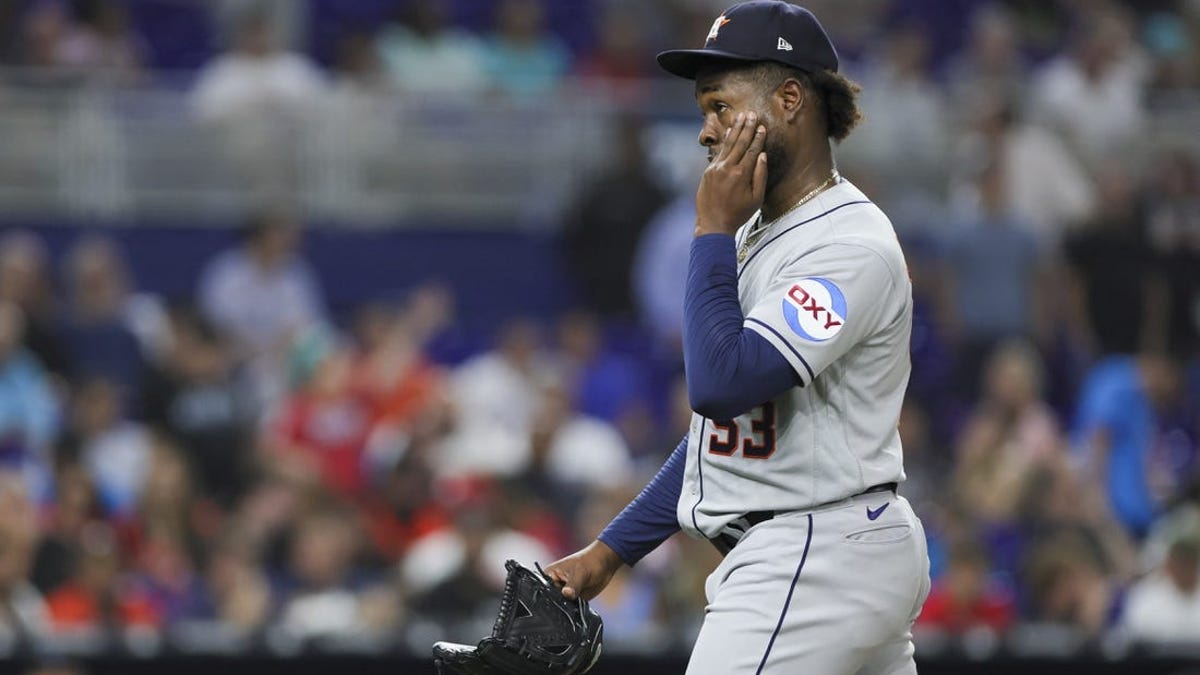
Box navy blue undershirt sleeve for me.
[684,233,799,421]
[597,435,687,566]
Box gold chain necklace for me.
[737,169,840,263]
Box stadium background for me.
[0,0,1198,673]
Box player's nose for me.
[698,118,721,150]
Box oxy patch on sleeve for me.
[781,277,847,342]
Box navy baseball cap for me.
[657,1,838,80]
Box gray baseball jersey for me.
[677,177,913,540]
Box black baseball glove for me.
[432,560,604,675]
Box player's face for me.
[695,68,791,192]
[695,69,762,161]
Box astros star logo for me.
[706,14,731,44]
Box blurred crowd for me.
[0,0,1197,662]
[0,212,714,655]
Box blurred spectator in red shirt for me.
[264,328,373,498]
[45,521,159,633]
[361,446,450,563]
[917,539,1015,635]
[575,3,653,103]
[349,297,447,432]
[32,461,100,597]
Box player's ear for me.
[777,78,805,123]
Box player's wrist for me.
[589,539,626,571]
[694,216,739,238]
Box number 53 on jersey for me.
[707,402,777,459]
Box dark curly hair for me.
[749,62,864,142]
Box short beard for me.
[762,116,792,195]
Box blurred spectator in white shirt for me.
[1123,536,1200,644]
[1030,7,1149,170]
[376,0,487,96]
[198,211,327,407]
[190,10,325,199]
[434,320,550,479]
[953,95,1096,248]
[529,378,633,493]
[277,507,399,640]
[192,10,323,123]
[68,376,152,518]
[404,491,552,628]
[840,23,948,220]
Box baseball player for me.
[546,2,930,674]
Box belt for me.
[709,482,897,556]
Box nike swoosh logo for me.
[866,503,889,521]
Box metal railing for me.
[0,68,1196,228]
[0,70,701,226]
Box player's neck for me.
[762,150,836,223]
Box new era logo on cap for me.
[657,1,839,80]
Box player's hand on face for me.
[695,111,768,237]
[543,540,624,601]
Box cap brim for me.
[656,49,765,80]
